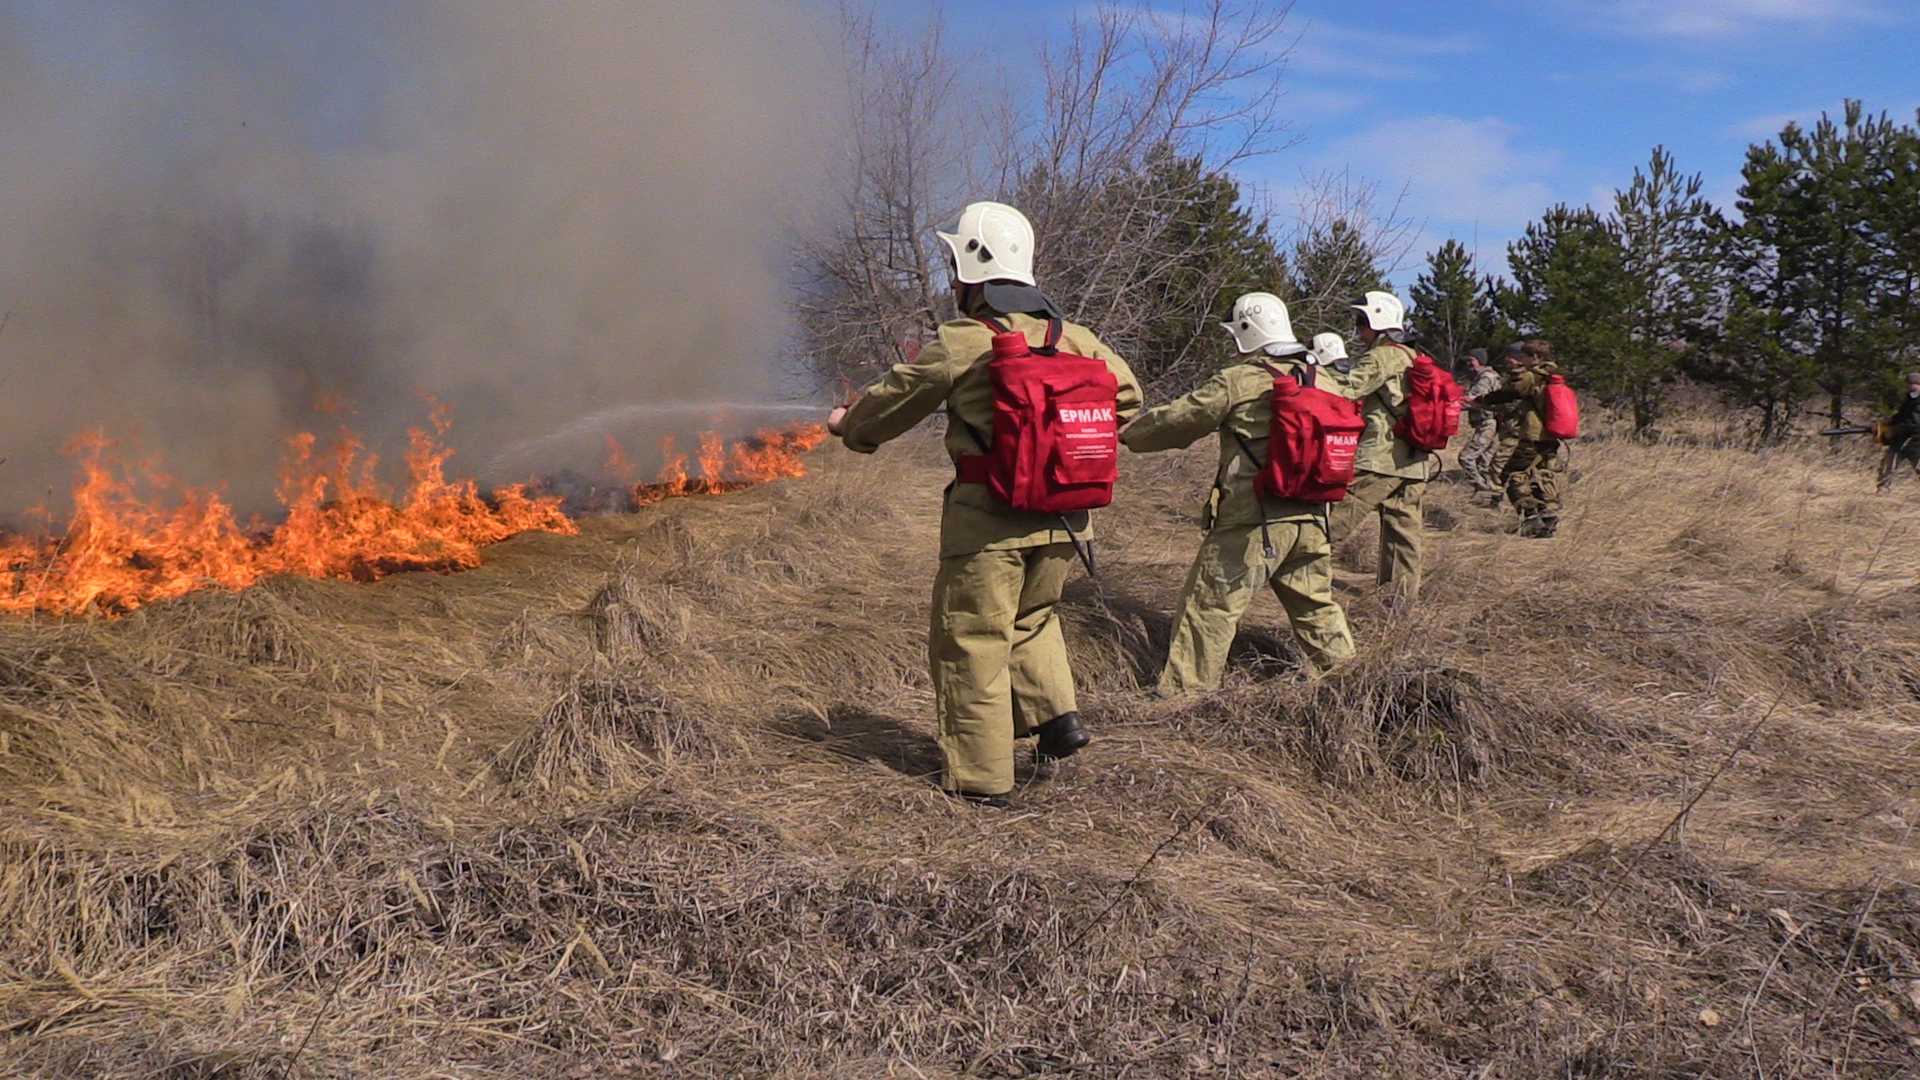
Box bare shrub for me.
[798,2,1297,394]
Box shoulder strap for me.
[1255,358,1312,387]
[1034,317,1063,356]
[976,315,1064,355]
[1227,426,1264,467]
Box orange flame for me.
[630,424,826,505]
[0,411,827,617]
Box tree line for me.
[798,5,1919,441]
[1411,102,1920,441]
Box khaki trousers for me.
[929,544,1079,796]
[1326,470,1427,599]
[1159,520,1354,697]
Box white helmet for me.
[1221,292,1303,355]
[1349,290,1407,332]
[1311,332,1348,364]
[936,202,1036,286]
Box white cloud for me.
[1288,21,1478,80]
[1593,0,1888,38]
[1723,108,1824,140]
[1314,115,1559,233]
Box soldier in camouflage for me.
[1456,349,1502,494]
[1470,341,1566,538]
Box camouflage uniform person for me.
[1121,294,1355,697]
[829,202,1142,806]
[1878,372,1920,490]
[1324,291,1431,603]
[1473,340,1565,538]
[1456,348,1503,493]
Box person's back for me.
[1880,372,1920,490]
[830,201,1142,806]
[1122,293,1355,696]
[1323,291,1431,605]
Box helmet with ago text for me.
[1222,292,1305,355]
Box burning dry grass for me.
[0,411,827,618]
[1,423,1918,1077]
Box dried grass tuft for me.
[1782,610,1920,707]
[497,676,715,794]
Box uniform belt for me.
[954,455,990,485]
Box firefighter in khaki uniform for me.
[1470,340,1565,537]
[828,202,1142,806]
[1324,291,1431,603]
[1121,294,1354,696]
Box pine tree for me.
[1503,205,1631,399]
[1609,147,1722,432]
[1289,219,1387,339]
[1736,102,1903,428]
[1118,151,1289,392]
[1409,239,1488,366]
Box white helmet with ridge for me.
[1222,292,1304,355]
[1310,332,1348,364]
[1349,290,1407,332]
[936,202,1037,286]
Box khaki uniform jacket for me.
[840,313,1143,559]
[1326,340,1429,480]
[1479,362,1561,442]
[1462,368,1503,425]
[1121,358,1325,528]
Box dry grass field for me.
[1,419,1917,1078]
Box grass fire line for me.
[0,408,828,618]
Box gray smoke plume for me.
[0,0,833,521]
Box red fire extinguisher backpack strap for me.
[950,314,1029,485]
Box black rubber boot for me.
[1035,711,1091,762]
[951,790,1011,809]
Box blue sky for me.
[899,0,1920,279]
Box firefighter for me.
[1120,294,1355,696]
[1879,371,1920,490]
[1457,349,1502,494]
[1324,291,1430,603]
[1469,340,1565,537]
[826,201,1142,807]
[1312,332,1353,374]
